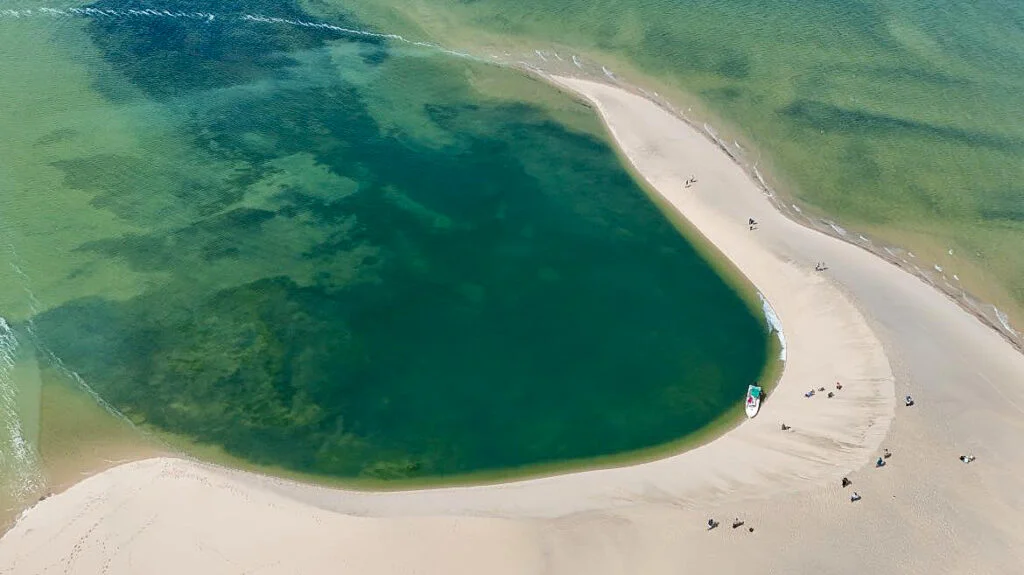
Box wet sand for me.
[2,77,1023,574]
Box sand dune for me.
[2,77,1023,574]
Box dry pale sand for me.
[3,77,1024,574]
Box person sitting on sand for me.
[876,457,885,468]
[883,449,892,459]
[842,477,852,488]
[851,492,861,502]
[836,381,843,390]
[960,455,976,464]
[905,395,914,406]
[828,391,835,398]
[781,423,791,431]
[708,518,718,530]
[732,518,744,529]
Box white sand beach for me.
[2,77,1023,574]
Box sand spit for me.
[3,78,1024,574]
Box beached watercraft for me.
[745,384,762,418]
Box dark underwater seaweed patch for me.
[781,99,1024,153]
[83,0,383,98]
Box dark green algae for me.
[29,1,769,480]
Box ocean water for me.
[0,0,769,505]
[332,0,1024,319]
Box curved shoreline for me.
[5,78,1024,573]
[0,76,897,564]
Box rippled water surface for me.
[0,0,771,518]
[336,0,1024,318]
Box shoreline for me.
[530,65,1024,356]
[0,77,914,573]
[6,77,1024,573]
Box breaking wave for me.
[759,292,786,361]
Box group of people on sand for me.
[814,261,829,271]
[837,393,978,504]
[804,380,842,400]
[842,447,894,502]
[706,517,754,533]
[684,175,698,188]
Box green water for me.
[0,0,769,496]
[332,0,1024,315]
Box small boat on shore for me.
[745,384,762,418]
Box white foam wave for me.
[826,221,847,236]
[753,166,767,188]
[0,316,43,501]
[758,292,787,361]
[994,307,1020,338]
[1,7,481,62]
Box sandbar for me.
[2,77,1023,574]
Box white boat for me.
[745,384,762,418]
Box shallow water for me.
[333,0,1024,316]
[0,0,768,503]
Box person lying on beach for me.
[960,455,976,464]
[805,390,815,397]
[732,519,744,529]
